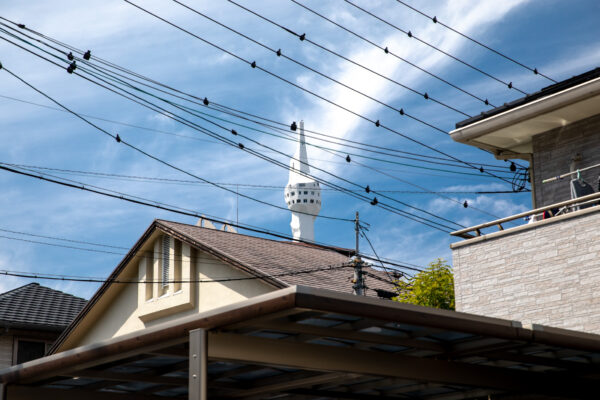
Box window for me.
[291,192,295,196]
[15,340,46,365]
[174,239,182,292]
[310,199,314,203]
[162,235,170,289]
[303,199,307,203]
[311,191,314,195]
[304,191,308,194]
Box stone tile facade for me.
[452,207,600,334]
[532,114,600,207]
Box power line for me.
[209,0,471,118]
[341,0,528,95]
[392,0,557,83]
[3,162,527,194]
[0,19,522,178]
[0,16,523,184]
[0,22,520,230]
[117,2,519,186]
[0,263,355,285]
[288,0,495,107]
[0,64,355,225]
[0,36,464,232]
[130,0,451,136]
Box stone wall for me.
[532,114,600,207]
[452,207,600,334]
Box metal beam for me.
[5,385,167,400]
[207,332,597,399]
[189,328,207,400]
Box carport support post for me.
[189,328,207,400]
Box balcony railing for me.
[450,191,600,239]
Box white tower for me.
[284,120,321,242]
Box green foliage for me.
[394,258,455,310]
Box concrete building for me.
[284,120,321,242]
[449,67,600,333]
[0,283,85,368]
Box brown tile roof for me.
[157,219,396,296]
[50,219,396,353]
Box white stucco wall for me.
[71,236,274,349]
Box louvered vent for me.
[162,235,170,288]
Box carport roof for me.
[2,285,600,399]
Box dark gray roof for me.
[456,67,600,129]
[0,283,87,331]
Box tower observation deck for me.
[284,121,321,242]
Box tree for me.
[394,258,455,310]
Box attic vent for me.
[162,235,170,288]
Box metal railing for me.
[451,191,600,239]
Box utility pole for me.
[352,211,365,296]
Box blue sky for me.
[0,0,598,298]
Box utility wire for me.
[5,163,525,194]
[0,34,464,232]
[0,19,520,175]
[0,263,357,285]
[288,0,495,107]
[1,22,521,230]
[118,2,519,186]
[205,0,471,118]
[342,0,528,95]
[392,0,557,83]
[0,63,355,225]
[132,0,451,135]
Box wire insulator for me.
[231,129,238,135]
[299,33,306,41]
[238,143,244,149]
[370,197,378,206]
[17,24,25,29]
[432,16,437,23]
[407,31,412,38]
[203,97,209,106]
[384,46,389,54]
[479,167,484,173]
[508,82,513,89]
[251,61,256,68]
[423,92,429,100]
[463,201,468,208]
[67,52,74,61]
[345,155,351,162]
[365,185,371,193]
[534,68,538,75]
[290,121,297,131]
[66,61,76,74]
[484,99,489,105]
[83,50,91,60]
[399,108,404,115]
[375,120,380,127]
[510,162,516,172]
[276,49,281,56]
[0,62,2,71]
[116,134,121,143]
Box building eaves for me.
[456,67,600,129]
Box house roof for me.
[5,285,600,399]
[50,219,396,353]
[455,67,600,129]
[157,219,395,294]
[0,283,87,331]
[449,67,600,158]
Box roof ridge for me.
[0,282,40,299]
[156,219,350,254]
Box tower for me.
[284,120,321,242]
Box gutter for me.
[449,76,600,144]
